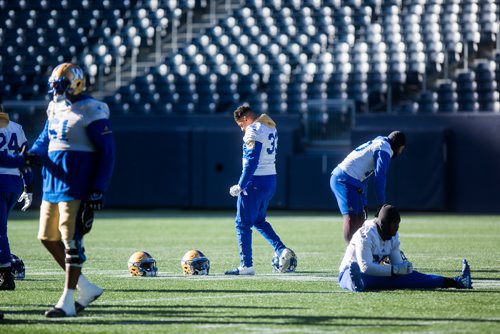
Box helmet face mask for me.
[48,63,86,98]
[49,78,71,96]
[181,250,210,275]
[128,251,158,277]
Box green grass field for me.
[1,210,499,333]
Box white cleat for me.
[224,266,255,275]
[75,283,103,313]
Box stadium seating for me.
[0,0,498,115]
[0,0,204,102]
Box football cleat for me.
[454,258,472,289]
[128,251,158,277]
[272,248,297,273]
[181,250,210,275]
[224,266,255,275]
[75,282,103,314]
[44,306,76,318]
[349,262,365,292]
[11,254,25,279]
[48,63,86,97]
[0,267,15,290]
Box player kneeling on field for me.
[339,205,472,292]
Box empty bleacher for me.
[0,0,498,115]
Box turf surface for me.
[1,210,499,333]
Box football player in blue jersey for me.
[330,131,406,243]
[29,63,116,317]
[225,105,296,275]
[0,104,40,291]
[339,204,472,292]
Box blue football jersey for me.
[30,95,115,202]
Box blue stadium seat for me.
[418,91,438,114]
[474,60,500,112]
[436,79,458,113]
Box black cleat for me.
[44,307,76,318]
[75,302,85,314]
[0,267,15,290]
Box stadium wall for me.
[353,114,500,214]
[107,114,301,209]
[105,113,500,213]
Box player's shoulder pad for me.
[361,220,379,240]
[7,120,23,131]
[78,98,110,124]
[243,123,259,142]
[372,136,392,154]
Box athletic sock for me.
[55,288,76,315]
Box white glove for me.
[391,261,413,275]
[229,184,247,197]
[18,192,33,211]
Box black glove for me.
[87,191,104,210]
[79,203,95,235]
[22,151,41,167]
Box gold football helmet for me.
[181,250,210,275]
[48,63,86,96]
[128,251,158,277]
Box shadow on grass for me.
[106,288,337,294]
[84,304,306,310]
[417,268,500,275]
[2,311,500,327]
[472,277,500,281]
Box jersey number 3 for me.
[267,133,277,154]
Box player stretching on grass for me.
[29,63,115,317]
[225,105,296,275]
[330,131,406,243]
[338,204,472,292]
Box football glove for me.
[87,191,104,210]
[229,184,247,197]
[18,189,33,211]
[79,203,95,235]
[391,261,413,275]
